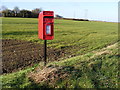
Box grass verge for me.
[1,43,119,88]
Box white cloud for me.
[1,0,120,2]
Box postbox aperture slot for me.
[44,16,53,18]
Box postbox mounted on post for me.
[38,11,54,40]
[38,11,54,66]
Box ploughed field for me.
[1,18,118,88]
[2,39,66,74]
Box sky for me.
[1,0,119,22]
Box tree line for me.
[0,6,42,18]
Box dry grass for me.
[91,43,118,58]
[28,65,69,84]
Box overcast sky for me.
[1,0,119,22]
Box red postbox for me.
[38,11,54,40]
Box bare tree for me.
[32,8,42,14]
[0,6,8,11]
[13,6,20,16]
[31,8,42,18]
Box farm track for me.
[2,39,67,74]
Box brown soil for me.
[2,39,67,74]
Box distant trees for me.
[2,9,11,17]
[20,10,32,18]
[0,6,43,18]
